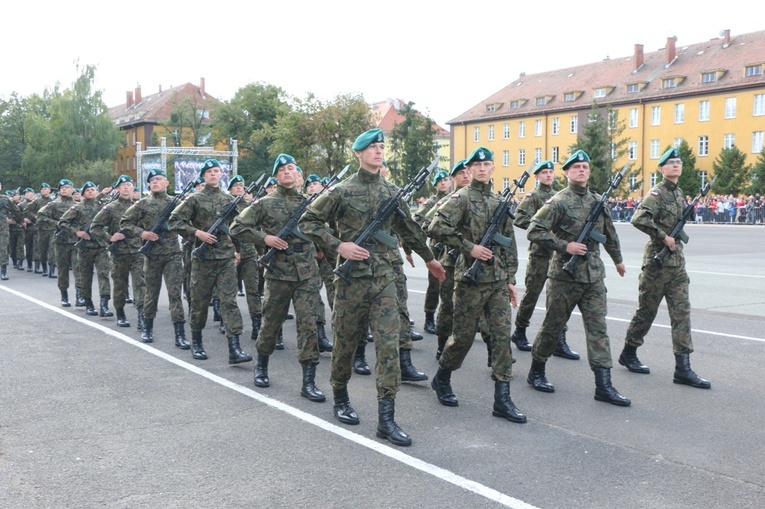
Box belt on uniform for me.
[290,243,307,253]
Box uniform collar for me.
[568,183,588,196]
[276,184,301,196]
[661,179,678,192]
[469,180,494,193]
[202,185,222,195]
[539,183,553,191]
[357,167,381,184]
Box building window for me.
[673,138,683,147]
[723,134,736,149]
[629,108,639,128]
[503,123,510,139]
[651,106,661,126]
[628,141,638,160]
[610,143,616,160]
[486,104,496,112]
[698,135,709,156]
[699,171,708,187]
[629,174,637,190]
[552,147,559,162]
[536,97,546,106]
[627,83,640,93]
[650,140,660,159]
[473,127,480,142]
[502,150,510,167]
[674,103,685,124]
[754,94,765,116]
[564,93,575,102]
[745,65,763,77]
[594,88,607,98]
[650,172,658,187]
[699,100,710,121]
[662,79,676,89]
[535,120,543,137]
[519,149,526,166]
[488,125,495,141]
[570,115,578,134]
[126,133,130,145]
[535,148,542,162]
[510,100,520,109]
[132,131,136,145]
[701,72,717,83]
[502,177,510,189]
[753,132,765,154]
[132,157,136,171]
[552,117,560,135]
[725,97,737,119]
[519,121,526,138]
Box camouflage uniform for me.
[8,202,25,267]
[0,194,24,276]
[20,199,38,270]
[232,200,262,320]
[39,196,79,292]
[32,194,56,271]
[414,190,449,320]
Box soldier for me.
[231,156,325,402]
[414,169,452,335]
[32,183,56,276]
[38,179,78,304]
[7,189,25,270]
[0,182,25,280]
[618,148,710,389]
[299,128,445,447]
[511,161,579,360]
[120,169,188,347]
[168,159,252,364]
[428,147,526,424]
[58,181,113,317]
[20,188,38,272]
[90,175,147,332]
[526,150,630,406]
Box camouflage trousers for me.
[36,229,56,265]
[531,278,612,369]
[258,276,322,365]
[237,255,262,317]
[425,271,440,314]
[76,247,111,299]
[516,254,567,333]
[143,252,185,323]
[111,251,145,309]
[439,279,514,382]
[24,228,36,264]
[182,243,192,301]
[331,273,401,400]
[56,242,79,291]
[435,266,456,337]
[317,254,335,319]
[9,230,24,262]
[0,225,8,265]
[190,257,243,335]
[393,262,413,351]
[625,265,693,354]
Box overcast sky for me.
[2,1,761,129]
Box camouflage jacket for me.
[514,183,556,257]
[90,197,141,254]
[0,195,24,231]
[120,191,181,256]
[24,195,54,231]
[231,185,317,281]
[168,184,237,260]
[429,179,517,285]
[299,167,434,279]
[631,179,685,269]
[58,198,102,249]
[37,196,76,243]
[413,190,450,230]
[230,198,258,260]
[33,196,59,230]
[527,183,622,283]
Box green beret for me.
[320,177,330,186]
[450,159,467,176]
[40,182,51,189]
[533,160,555,174]
[81,181,97,192]
[24,187,34,194]
[304,174,321,188]
[74,188,82,194]
[272,154,297,176]
[562,150,590,171]
[658,148,681,167]
[266,177,278,187]
[193,176,205,186]
[296,166,304,175]
[432,170,449,186]
[228,175,244,189]
[464,147,493,165]
[352,128,384,151]
[5,190,14,196]
[199,159,221,177]
[58,179,74,189]
[146,169,167,183]
[114,174,133,186]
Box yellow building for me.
[448,29,765,196]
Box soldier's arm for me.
[167,198,197,239]
[428,193,471,252]
[393,200,434,263]
[512,193,539,230]
[603,213,624,266]
[527,201,568,254]
[630,195,665,243]
[230,202,268,249]
[58,206,80,235]
[120,203,146,238]
[89,207,112,246]
[299,192,343,258]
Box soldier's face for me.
[118,182,134,198]
[565,162,590,186]
[436,178,451,192]
[229,182,245,196]
[659,158,683,181]
[25,192,35,201]
[41,188,51,197]
[82,187,98,200]
[149,176,169,193]
[203,167,222,187]
[356,142,385,172]
[452,169,471,189]
[276,163,298,188]
[306,181,323,194]
[59,185,73,197]
[537,169,555,186]
[469,161,494,183]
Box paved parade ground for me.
[1,222,764,508]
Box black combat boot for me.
[436,336,447,360]
[84,298,98,316]
[511,326,532,351]
[0,265,7,280]
[191,331,207,360]
[376,398,412,446]
[431,367,458,406]
[174,323,190,350]
[593,367,631,406]
[141,318,154,343]
[300,364,326,402]
[228,334,253,364]
[99,297,114,317]
[527,359,555,393]
[619,344,650,374]
[34,261,42,274]
[286,312,294,320]
[48,264,57,278]
[333,387,359,425]
[136,306,145,331]
[253,353,270,387]
[317,323,333,352]
[353,343,371,375]
[423,312,436,334]
[400,349,428,381]
[553,330,580,360]
[41,262,48,276]
[250,314,261,341]
[492,381,527,423]
[275,326,284,350]
[212,298,222,322]
[673,353,711,389]
[409,326,424,341]
[60,289,71,307]
[125,290,133,304]
[116,308,130,327]
[75,288,85,307]
[366,330,374,342]
[218,317,226,335]
[26,260,33,272]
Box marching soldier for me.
[526,150,630,406]
[32,183,56,276]
[7,189,25,271]
[38,179,78,303]
[618,148,711,389]
[20,188,38,272]
[0,181,25,281]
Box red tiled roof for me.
[371,98,450,136]
[108,82,221,127]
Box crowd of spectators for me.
[608,195,764,224]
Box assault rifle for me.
[334,156,440,286]
[258,166,349,272]
[74,190,119,251]
[561,163,628,278]
[654,176,716,267]
[462,164,532,286]
[138,180,196,257]
[192,174,266,261]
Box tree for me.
[0,93,28,187]
[711,146,749,196]
[386,101,438,193]
[157,89,216,148]
[746,149,765,196]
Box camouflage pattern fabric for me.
[76,248,111,299]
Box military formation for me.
[1,133,712,446]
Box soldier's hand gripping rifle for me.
[561,163,628,278]
[653,176,716,267]
[258,166,349,272]
[74,190,119,251]
[334,156,440,286]
[138,180,196,257]
[192,174,266,261]
[462,166,531,286]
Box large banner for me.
[174,158,232,193]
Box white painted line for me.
[0,284,539,509]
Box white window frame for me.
[552,117,560,135]
[753,132,764,154]
[651,106,661,126]
[650,140,660,159]
[628,141,638,160]
[473,127,480,142]
[502,150,510,167]
[503,123,510,140]
[518,121,526,138]
[488,125,495,141]
[552,147,559,162]
[698,135,709,156]
[723,133,736,149]
[699,100,710,122]
[629,108,639,128]
[518,149,526,166]
[754,94,765,116]
[674,103,685,124]
[535,119,543,137]
[725,97,737,119]
[570,115,578,134]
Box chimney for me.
[134,84,142,104]
[200,77,206,96]
[126,91,133,108]
[158,84,162,94]
[666,36,677,65]
[722,29,731,47]
[634,44,644,71]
